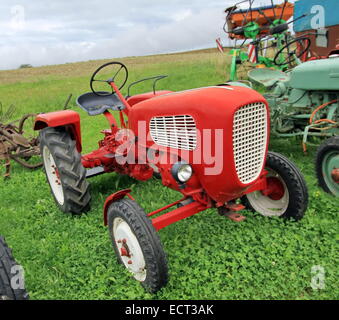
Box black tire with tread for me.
[242,151,308,221]
[315,136,339,195]
[39,127,91,214]
[0,237,29,300]
[107,198,168,293]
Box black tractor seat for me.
[76,92,125,116]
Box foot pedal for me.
[225,212,246,222]
[217,204,246,222]
[86,166,105,178]
[226,203,245,212]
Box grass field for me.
[0,49,338,300]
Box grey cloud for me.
[0,0,289,69]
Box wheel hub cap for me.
[246,169,289,217]
[322,151,339,195]
[43,146,64,205]
[113,218,146,281]
[261,177,285,200]
[331,168,339,183]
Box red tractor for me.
[34,62,308,293]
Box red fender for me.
[34,110,82,152]
[103,189,133,226]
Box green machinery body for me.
[248,57,339,147]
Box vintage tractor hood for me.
[290,57,339,91]
[129,86,269,203]
[129,86,266,122]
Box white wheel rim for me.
[113,217,147,282]
[246,169,289,217]
[43,145,64,205]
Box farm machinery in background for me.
[248,52,339,196]
[0,94,73,178]
[34,61,308,293]
[224,0,311,81]
[0,103,42,178]
[222,0,338,196]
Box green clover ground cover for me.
[0,50,338,299]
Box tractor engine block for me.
[81,129,153,181]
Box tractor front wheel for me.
[39,127,91,214]
[315,136,339,197]
[107,198,168,293]
[242,152,308,221]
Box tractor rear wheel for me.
[0,237,29,300]
[107,198,168,293]
[315,136,339,196]
[39,127,91,214]
[242,152,308,221]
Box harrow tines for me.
[271,0,277,21]
[63,93,73,110]
[279,0,288,22]
[0,111,42,178]
[0,103,16,123]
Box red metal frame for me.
[151,201,209,231]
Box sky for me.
[0,0,288,70]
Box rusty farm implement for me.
[0,103,42,178]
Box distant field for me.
[0,49,337,300]
[0,48,229,153]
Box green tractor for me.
[248,54,339,196]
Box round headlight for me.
[177,164,193,182]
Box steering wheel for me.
[273,37,311,67]
[90,61,128,96]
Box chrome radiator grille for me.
[149,115,197,151]
[233,102,267,184]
